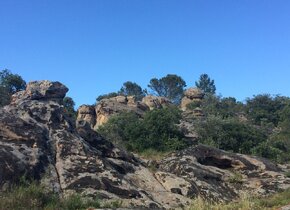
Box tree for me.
[119,81,146,101]
[63,97,76,119]
[0,69,26,107]
[195,74,216,95]
[148,74,186,104]
[0,69,26,94]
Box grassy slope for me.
[0,182,121,210]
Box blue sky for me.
[1,0,290,107]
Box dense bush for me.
[195,116,266,154]
[98,106,188,152]
[246,94,289,126]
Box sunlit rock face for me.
[76,105,96,129]
[180,87,204,111]
[76,94,172,129]
[141,95,171,110]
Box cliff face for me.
[0,80,289,209]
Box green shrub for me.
[98,106,188,152]
[195,116,266,154]
[251,141,284,163]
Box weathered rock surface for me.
[94,96,149,128]
[180,88,204,112]
[158,145,290,202]
[141,95,171,110]
[1,80,290,209]
[77,95,171,129]
[77,105,96,129]
[0,81,191,209]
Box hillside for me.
[0,80,290,209]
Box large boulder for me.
[11,80,68,104]
[180,88,204,111]
[94,96,149,128]
[142,95,171,110]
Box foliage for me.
[195,73,216,95]
[98,112,140,146]
[0,69,26,107]
[63,97,76,119]
[119,81,146,101]
[148,74,186,104]
[96,92,118,102]
[201,94,244,119]
[0,69,26,94]
[245,94,289,126]
[195,116,266,154]
[98,106,188,152]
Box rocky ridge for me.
[77,95,171,129]
[1,80,290,209]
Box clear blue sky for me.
[1,0,290,107]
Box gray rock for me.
[158,144,290,202]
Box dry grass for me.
[189,188,290,210]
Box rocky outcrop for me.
[1,80,289,209]
[180,88,204,112]
[141,95,171,110]
[77,95,171,129]
[94,96,149,128]
[76,105,96,129]
[158,145,290,202]
[0,81,191,209]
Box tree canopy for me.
[148,74,186,104]
[119,81,146,101]
[0,69,26,107]
[195,74,216,95]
